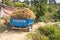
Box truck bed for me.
[10,18,34,28]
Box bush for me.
[0,23,3,31]
[27,32,49,40]
[5,0,13,6]
[22,3,28,7]
[29,6,37,14]
[38,25,60,40]
[14,2,22,7]
[14,2,28,7]
[0,23,4,33]
[39,16,48,22]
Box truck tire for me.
[27,28,29,32]
[27,26,32,32]
[30,25,32,29]
[8,26,11,31]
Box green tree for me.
[45,5,56,22]
[56,3,60,6]
[53,10,60,21]
[14,2,28,7]
[5,0,13,6]
[13,0,19,3]
[33,0,48,21]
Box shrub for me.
[14,2,22,7]
[5,0,13,6]
[0,23,3,31]
[39,16,48,22]
[27,32,49,40]
[14,2,28,7]
[0,23,4,33]
[38,25,60,40]
[22,3,28,7]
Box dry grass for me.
[11,7,36,19]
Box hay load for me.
[11,7,36,19]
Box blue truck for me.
[10,18,34,31]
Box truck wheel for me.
[27,28,29,32]
[30,25,32,29]
[27,27,32,32]
[31,26,32,29]
[8,26,11,31]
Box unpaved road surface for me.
[0,32,28,40]
[0,22,46,40]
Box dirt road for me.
[0,22,46,40]
[0,32,28,40]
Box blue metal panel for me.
[10,18,34,28]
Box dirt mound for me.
[11,7,36,19]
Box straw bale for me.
[11,7,36,19]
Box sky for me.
[20,0,60,3]
[56,0,60,3]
